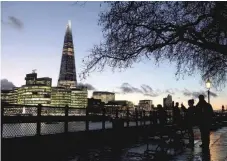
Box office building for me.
[105,100,134,112]
[50,87,71,107]
[70,87,88,108]
[92,91,115,103]
[87,98,105,113]
[1,88,18,104]
[163,94,172,108]
[17,71,52,106]
[58,20,77,88]
[138,100,153,111]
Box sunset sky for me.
[1,2,227,109]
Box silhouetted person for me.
[196,95,214,149]
[181,103,187,122]
[157,104,167,126]
[173,102,181,125]
[186,99,196,147]
[222,105,225,113]
[152,110,158,125]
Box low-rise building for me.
[139,100,153,111]
[92,91,115,103]
[105,100,134,112]
[87,98,105,113]
[17,72,52,106]
[1,89,17,104]
[51,87,71,107]
[70,87,88,108]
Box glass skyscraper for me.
[57,20,77,88]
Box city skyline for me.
[1,1,227,109]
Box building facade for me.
[163,94,172,108]
[1,88,18,104]
[70,87,88,108]
[138,100,153,111]
[87,98,105,113]
[92,91,115,103]
[105,100,134,112]
[17,72,52,106]
[50,87,71,107]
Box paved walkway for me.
[125,127,227,161]
[173,127,227,161]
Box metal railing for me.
[2,103,162,138]
[2,103,226,138]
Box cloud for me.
[77,83,96,90]
[182,89,218,98]
[2,16,23,29]
[1,79,16,90]
[141,84,161,97]
[118,83,161,97]
[165,89,175,95]
[182,89,192,96]
[119,83,142,94]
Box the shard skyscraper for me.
[57,20,77,88]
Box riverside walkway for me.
[2,103,227,161]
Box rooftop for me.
[93,91,115,95]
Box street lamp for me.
[206,79,211,103]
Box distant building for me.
[51,87,71,107]
[163,94,172,108]
[1,88,18,104]
[17,72,52,106]
[138,100,153,111]
[92,91,115,103]
[1,21,88,108]
[87,98,105,113]
[105,100,133,112]
[70,87,88,108]
[57,20,77,88]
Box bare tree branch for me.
[80,2,227,88]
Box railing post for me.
[116,109,119,119]
[102,108,106,130]
[86,108,89,131]
[64,105,69,133]
[140,110,143,126]
[143,110,146,126]
[36,104,42,136]
[135,108,138,127]
[1,106,4,138]
[126,108,129,127]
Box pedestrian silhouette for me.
[222,105,225,113]
[173,102,181,126]
[196,95,214,149]
[157,104,167,126]
[186,99,196,147]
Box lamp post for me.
[206,79,211,104]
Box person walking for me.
[196,95,214,149]
[173,102,181,126]
[186,99,197,147]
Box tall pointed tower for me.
[57,20,77,88]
